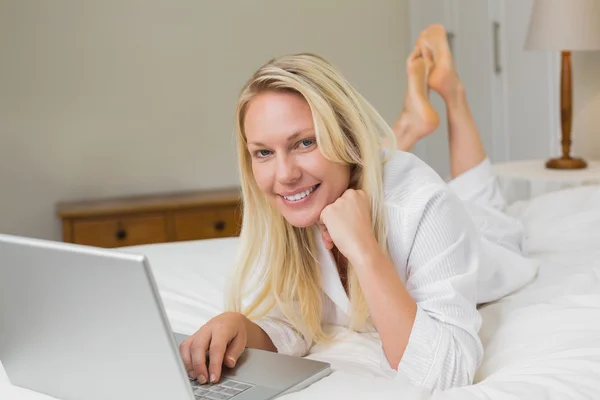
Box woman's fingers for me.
[179,337,195,379]
[224,332,246,368]
[319,223,334,250]
[324,231,333,249]
[181,313,248,385]
[208,332,229,383]
[190,329,211,384]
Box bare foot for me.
[416,24,463,101]
[392,47,439,151]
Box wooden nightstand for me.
[57,188,242,248]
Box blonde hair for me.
[227,53,396,345]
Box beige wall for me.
[0,0,411,241]
[573,51,600,159]
[2,1,598,243]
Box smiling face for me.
[244,90,351,228]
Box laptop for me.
[0,234,331,400]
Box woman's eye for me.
[255,149,272,158]
[299,139,314,148]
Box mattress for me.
[2,184,600,400]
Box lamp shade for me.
[525,0,600,51]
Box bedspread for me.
[2,185,600,399]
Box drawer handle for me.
[115,228,128,240]
[214,221,226,231]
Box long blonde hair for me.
[227,53,396,344]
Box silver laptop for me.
[0,234,331,400]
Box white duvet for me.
[2,185,600,400]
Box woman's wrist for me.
[349,236,386,270]
[242,314,277,352]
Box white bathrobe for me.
[254,150,539,391]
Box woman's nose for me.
[276,155,301,184]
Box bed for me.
[2,184,600,400]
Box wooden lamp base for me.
[547,51,588,170]
[546,156,588,169]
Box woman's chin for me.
[280,208,321,229]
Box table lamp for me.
[525,0,600,169]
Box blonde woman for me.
[179,25,537,390]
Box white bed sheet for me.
[2,185,600,400]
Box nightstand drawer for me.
[72,213,168,248]
[58,188,241,247]
[174,206,240,241]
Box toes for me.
[427,24,447,36]
[407,46,420,64]
[415,36,426,52]
[406,47,424,72]
[417,24,446,43]
[416,37,435,59]
[420,24,447,43]
[421,47,434,75]
[418,24,452,58]
[421,46,434,62]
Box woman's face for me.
[244,90,351,228]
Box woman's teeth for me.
[283,185,318,201]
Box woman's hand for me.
[179,312,247,384]
[319,189,379,265]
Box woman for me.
[179,25,538,390]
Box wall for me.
[573,51,600,159]
[0,0,411,241]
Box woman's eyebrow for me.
[285,128,314,143]
[248,128,314,147]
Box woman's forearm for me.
[352,242,417,369]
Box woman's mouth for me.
[281,184,320,204]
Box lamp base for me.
[545,157,588,170]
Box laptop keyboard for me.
[190,377,254,400]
